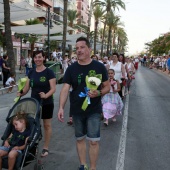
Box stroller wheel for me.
[34,163,44,170]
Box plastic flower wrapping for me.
[79,70,102,111]
[14,77,28,103]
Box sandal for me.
[67,120,73,125]
[41,149,49,157]
[67,117,73,125]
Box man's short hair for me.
[33,50,45,58]
[76,36,90,48]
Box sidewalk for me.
[0,65,26,94]
[154,67,170,77]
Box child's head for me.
[10,73,15,78]
[108,69,115,79]
[12,112,27,132]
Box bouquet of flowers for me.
[79,70,102,111]
[14,77,27,103]
[110,79,117,89]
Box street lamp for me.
[43,6,53,58]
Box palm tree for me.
[93,5,104,54]
[98,27,107,55]
[116,27,128,53]
[67,9,77,57]
[105,11,122,55]
[3,0,15,74]
[93,0,125,56]
[67,9,77,34]
[62,0,68,58]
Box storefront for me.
[13,41,30,66]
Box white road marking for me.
[116,94,129,170]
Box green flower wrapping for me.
[14,77,28,103]
[80,70,102,111]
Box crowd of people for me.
[140,54,170,75]
[0,37,139,170]
[57,38,138,170]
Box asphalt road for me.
[124,66,170,170]
[0,65,170,170]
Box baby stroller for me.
[1,97,44,170]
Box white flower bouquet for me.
[79,70,102,111]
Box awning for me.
[50,34,102,50]
[0,0,46,23]
[50,33,87,45]
[11,23,74,35]
[50,33,86,41]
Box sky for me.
[119,0,170,55]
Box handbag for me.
[25,63,28,67]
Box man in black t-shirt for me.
[57,37,110,170]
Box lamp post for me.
[43,6,53,58]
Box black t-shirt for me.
[2,60,9,72]
[9,128,31,147]
[28,68,56,105]
[63,60,108,115]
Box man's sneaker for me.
[78,164,89,170]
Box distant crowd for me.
[139,54,170,75]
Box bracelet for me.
[97,90,100,96]
[97,90,102,96]
[100,90,102,96]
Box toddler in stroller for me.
[0,113,30,170]
[0,98,43,170]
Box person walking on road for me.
[25,54,32,76]
[57,37,110,170]
[20,56,26,74]
[102,69,123,126]
[109,52,125,100]
[126,57,135,92]
[17,50,56,157]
